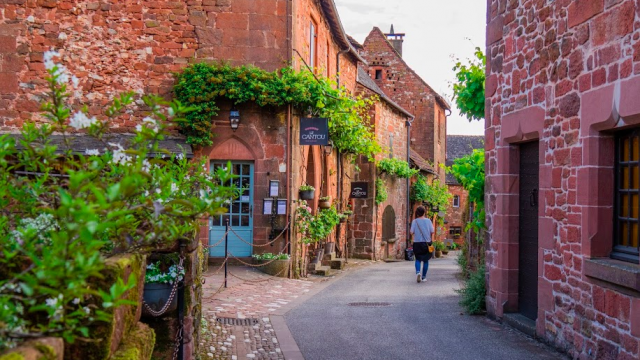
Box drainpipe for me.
[406,117,414,251]
[286,104,292,256]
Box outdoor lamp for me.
[263,199,274,215]
[229,107,240,131]
[269,180,280,197]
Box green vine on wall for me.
[377,158,418,178]
[375,178,388,205]
[173,63,381,159]
[410,175,452,211]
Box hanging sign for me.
[300,118,329,146]
[350,182,369,199]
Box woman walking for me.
[410,206,435,283]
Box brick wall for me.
[442,184,468,245]
[360,27,448,179]
[486,1,640,358]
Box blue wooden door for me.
[209,162,254,257]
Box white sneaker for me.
[417,273,422,283]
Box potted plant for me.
[142,257,185,316]
[299,185,315,200]
[433,241,445,258]
[252,253,291,277]
[319,196,331,209]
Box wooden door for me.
[518,142,539,321]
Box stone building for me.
[486,1,640,358]
[442,135,484,245]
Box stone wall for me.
[360,27,448,180]
[486,1,640,359]
[442,184,469,245]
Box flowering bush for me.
[252,253,290,261]
[145,261,185,284]
[295,201,341,244]
[0,51,237,351]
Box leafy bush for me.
[452,47,485,122]
[457,242,469,278]
[174,63,381,159]
[252,253,290,261]
[447,149,485,234]
[295,202,341,244]
[377,158,418,178]
[0,52,236,351]
[457,265,486,315]
[411,175,452,211]
[375,178,388,205]
[433,240,446,251]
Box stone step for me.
[322,251,337,261]
[330,258,346,270]
[502,313,537,339]
[314,265,334,276]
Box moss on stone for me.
[0,353,25,360]
[111,322,155,360]
[32,343,55,360]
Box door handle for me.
[530,189,538,207]
[249,204,253,218]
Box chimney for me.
[385,24,405,57]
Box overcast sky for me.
[335,0,487,135]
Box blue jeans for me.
[415,259,429,279]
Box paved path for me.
[284,254,566,360]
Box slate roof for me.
[356,66,413,118]
[445,135,484,184]
[10,134,193,158]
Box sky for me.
[334,0,487,135]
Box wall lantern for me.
[269,180,280,197]
[229,107,240,131]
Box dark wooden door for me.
[518,142,539,321]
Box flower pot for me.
[142,282,177,316]
[299,189,315,200]
[319,200,331,209]
[253,259,290,278]
[434,250,443,258]
[442,250,449,255]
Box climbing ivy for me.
[377,158,418,178]
[173,63,381,159]
[452,47,486,121]
[410,175,451,211]
[375,178,388,205]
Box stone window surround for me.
[453,195,460,208]
[494,76,640,313]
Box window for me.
[375,69,382,79]
[449,227,462,238]
[453,195,460,208]
[614,129,640,263]
[309,20,317,70]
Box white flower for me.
[171,183,178,193]
[69,111,97,129]
[85,149,99,156]
[83,307,91,315]
[177,153,184,160]
[144,190,149,197]
[45,297,59,308]
[142,117,159,133]
[72,298,80,305]
[155,188,161,194]
[142,159,151,172]
[135,124,143,132]
[109,142,131,165]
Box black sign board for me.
[350,182,369,199]
[300,118,329,146]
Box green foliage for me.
[377,158,418,178]
[299,185,315,191]
[457,265,486,315]
[174,63,381,159]
[410,176,452,211]
[447,149,485,234]
[375,178,388,205]
[295,202,341,244]
[0,52,236,351]
[452,47,486,121]
[144,260,185,284]
[252,253,290,261]
[433,240,446,251]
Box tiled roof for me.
[445,135,484,184]
[357,66,413,118]
[410,149,436,174]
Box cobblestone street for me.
[199,261,374,359]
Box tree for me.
[452,47,486,121]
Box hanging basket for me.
[318,199,331,209]
[299,189,315,200]
[142,283,177,317]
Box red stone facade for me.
[486,1,640,358]
[442,185,468,244]
[359,27,449,180]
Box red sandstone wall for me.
[0,0,288,131]
[360,27,447,179]
[486,1,640,358]
[442,185,468,244]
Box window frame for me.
[375,69,382,79]
[453,195,460,208]
[613,129,640,264]
[449,226,462,238]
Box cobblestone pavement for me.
[198,260,375,360]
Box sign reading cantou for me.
[350,182,369,199]
[300,118,329,146]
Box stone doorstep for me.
[502,313,537,339]
[314,265,334,276]
[330,258,346,270]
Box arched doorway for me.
[382,206,396,242]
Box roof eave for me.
[320,0,368,65]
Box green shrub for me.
[377,158,418,178]
[375,178,388,205]
[457,265,486,315]
[457,242,469,278]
